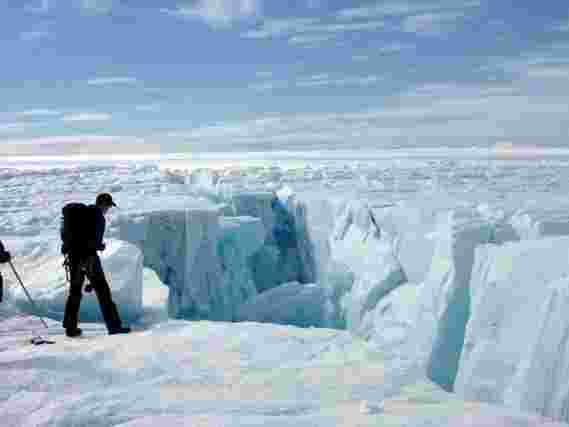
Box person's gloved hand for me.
[97,243,106,252]
[0,251,11,264]
[85,283,95,293]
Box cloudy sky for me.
[1,0,568,155]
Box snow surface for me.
[2,154,569,425]
[0,314,564,427]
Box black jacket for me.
[88,205,106,251]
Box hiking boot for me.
[108,326,131,335]
[65,327,82,338]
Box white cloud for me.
[62,113,112,122]
[242,18,385,41]
[288,34,337,46]
[87,77,137,86]
[0,135,153,156]
[19,29,52,41]
[78,0,114,15]
[241,18,318,39]
[135,104,161,112]
[336,1,480,21]
[312,21,386,33]
[249,81,285,91]
[552,21,569,32]
[402,12,467,35]
[0,119,49,133]
[250,73,383,91]
[241,2,480,47]
[296,75,382,87]
[483,52,569,85]
[353,54,371,61]
[378,43,413,54]
[306,0,324,9]
[164,68,569,149]
[336,3,426,20]
[27,0,53,14]
[0,123,29,133]
[17,109,61,117]
[526,65,569,80]
[161,0,261,27]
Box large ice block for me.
[217,216,263,320]
[328,200,407,336]
[504,277,569,423]
[413,208,496,391]
[117,196,266,321]
[360,282,425,358]
[455,236,569,404]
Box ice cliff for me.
[117,197,264,321]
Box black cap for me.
[96,193,117,207]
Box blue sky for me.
[1,0,568,155]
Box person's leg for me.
[87,255,127,333]
[0,272,3,303]
[63,255,85,334]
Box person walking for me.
[62,193,130,337]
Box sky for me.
[0,0,568,156]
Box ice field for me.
[2,150,569,426]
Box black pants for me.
[63,253,122,332]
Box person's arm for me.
[0,240,11,264]
[95,212,106,251]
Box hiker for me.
[61,193,130,337]
[0,240,11,303]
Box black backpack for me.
[60,203,96,255]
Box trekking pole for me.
[8,260,49,330]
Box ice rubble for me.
[455,236,569,406]
[9,239,143,322]
[234,282,327,327]
[320,199,525,389]
[316,197,569,422]
[509,206,569,240]
[327,200,407,334]
[372,200,441,284]
[358,282,424,358]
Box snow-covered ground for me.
[2,152,569,426]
